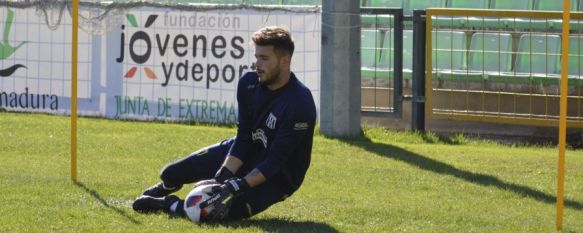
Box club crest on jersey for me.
[266,113,277,129]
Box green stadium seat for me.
[368,30,413,80]
[569,36,583,76]
[444,33,513,84]
[436,33,512,83]
[468,33,513,73]
[402,30,414,75]
[504,34,561,85]
[447,0,488,9]
[366,0,403,8]
[548,18,583,32]
[535,0,578,11]
[432,31,466,71]
[431,31,467,82]
[433,0,490,28]
[568,36,583,86]
[404,0,446,16]
[515,34,561,75]
[490,0,533,10]
[528,0,580,32]
[489,0,541,31]
[439,0,500,29]
[436,15,509,29]
[361,15,395,28]
[361,29,385,78]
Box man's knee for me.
[159,163,172,181]
[159,162,183,185]
[159,157,214,186]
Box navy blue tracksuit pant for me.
[158,137,288,219]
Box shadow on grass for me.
[209,218,339,233]
[420,132,465,145]
[74,181,140,224]
[339,135,583,210]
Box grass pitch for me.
[1,112,582,232]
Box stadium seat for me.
[432,31,466,71]
[468,33,513,73]
[361,29,385,78]
[552,17,583,33]
[515,34,561,74]
[361,15,395,28]
[509,34,561,85]
[442,33,513,84]
[431,31,467,81]
[366,0,403,8]
[402,30,414,75]
[434,0,489,29]
[403,0,446,16]
[569,36,583,76]
[489,0,543,31]
[528,0,580,32]
[447,0,488,9]
[369,30,413,80]
[568,36,583,86]
[535,0,578,11]
[490,0,533,10]
[431,31,468,83]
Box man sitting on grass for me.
[132,26,317,222]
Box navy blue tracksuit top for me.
[228,71,316,195]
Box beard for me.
[258,65,281,86]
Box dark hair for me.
[252,26,295,57]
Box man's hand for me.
[199,177,250,220]
[193,179,219,188]
[214,166,235,183]
[192,166,235,191]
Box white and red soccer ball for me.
[183,183,220,223]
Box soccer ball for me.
[183,183,219,223]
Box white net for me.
[0,0,319,35]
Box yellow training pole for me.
[71,0,79,181]
[557,0,570,230]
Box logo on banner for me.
[117,14,159,80]
[116,12,252,88]
[0,8,27,77]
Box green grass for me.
[1,112,582,232]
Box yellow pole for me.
[71,0,79,181]
[557,0,570,230]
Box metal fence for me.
[425,9,583,128]
[360,7,404,117]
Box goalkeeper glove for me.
[199,177,250,220]
[193,166,235,188]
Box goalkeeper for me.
[132,26,317,221]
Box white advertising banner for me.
[0,5,321,124]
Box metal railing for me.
[360,7,404,117]
[425,8,583,128]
